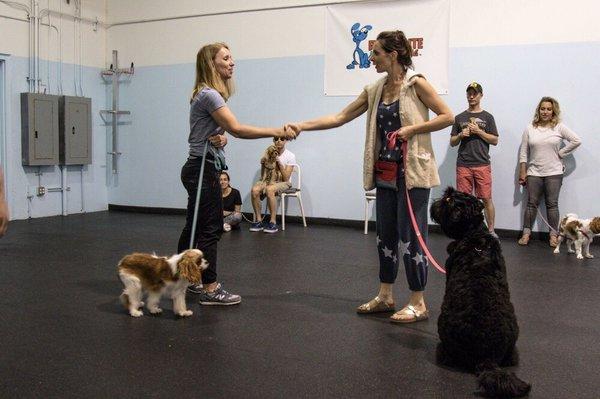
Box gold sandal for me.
[356,296,395,314]
[517,234,530,246]
[390,305,429,323]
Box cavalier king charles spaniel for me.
[118,249,207,317]
[554,213,600,259]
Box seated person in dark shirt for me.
[220,172,242,231]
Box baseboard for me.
[107,204,556,241]
[108,204,187,215]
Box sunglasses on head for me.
[274,137,286,142]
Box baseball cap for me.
[466,82,483,94]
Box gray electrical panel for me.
[59,96,92,165]
[21,93,60,165]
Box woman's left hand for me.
[209,134,228,148]
[396,126,416,141]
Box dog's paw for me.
[585,254,594,259]
[149,307,163,314]
[577,254,584,260]
[568,249,575,253]
[553,248,560,254]
[177,310,193,317]
[130,309,143,317]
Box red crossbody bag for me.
[374,131,402,191]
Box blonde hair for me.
[190,42,235,103]
[533,96,561,128]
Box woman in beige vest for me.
[287,31,453,323]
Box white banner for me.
[325,0,450,96]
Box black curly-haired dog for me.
[430,187,531,398]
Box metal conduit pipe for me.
[35,0,40,92]
[58,0,62,94]
[46,0,50,93]
[29,5,34,92]
[0,13,27,22]
[78,3,82,96]
[45,7,101,27]
[1,13,64,95]
[60,165,67,215]
[72,5,76,95]
[80,166,84,212]
[105,1,367,28]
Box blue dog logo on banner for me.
[346,22,372,70]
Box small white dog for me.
[118,249,207,317]
[554,214,600,259]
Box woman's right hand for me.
[276,126,297,140]
[285,123,302,136]
[209,134,228,148]
[518,163,527,186]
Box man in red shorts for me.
[450,82,499,238]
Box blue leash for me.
[189,144,209,249]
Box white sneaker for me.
[223,223,231,232]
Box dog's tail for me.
[119,292,130,309]
[476,360,531,398]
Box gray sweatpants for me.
[523,174,563,236]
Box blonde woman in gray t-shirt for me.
[517,97,581,247]
[179,42,295,305]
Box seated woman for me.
[220,172,242,231]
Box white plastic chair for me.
[364,190,376,234]
[280,163,307,231]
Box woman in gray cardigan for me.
[287,31,453,323]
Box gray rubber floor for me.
[1,211,598,398]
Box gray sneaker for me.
[198,283,241,306]
[187,283,204,294]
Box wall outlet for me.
[37,186,46,196]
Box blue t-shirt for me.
[188,87,226,157]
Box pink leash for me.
[394,137,446,274]
[535,209,560,236]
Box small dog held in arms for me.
[553,213,600,259]
[430,187,531,398]
[118,249,207,317]
[260,145,282,185]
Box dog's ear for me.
[590,217,600,235]
[178,252,202,284]
[443,186,456,198]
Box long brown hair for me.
[532,96,561,128]
[190,42,235,103]
[376,30,413,69]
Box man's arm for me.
[278,162,293,183]
[450,127,470,147]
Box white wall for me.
[0,0,108,219]
[6,1,594,231]
[100,0,600,233]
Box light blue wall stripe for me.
[108,41,600,231]
[3,55,108,219]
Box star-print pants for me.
[376,172,430,291]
